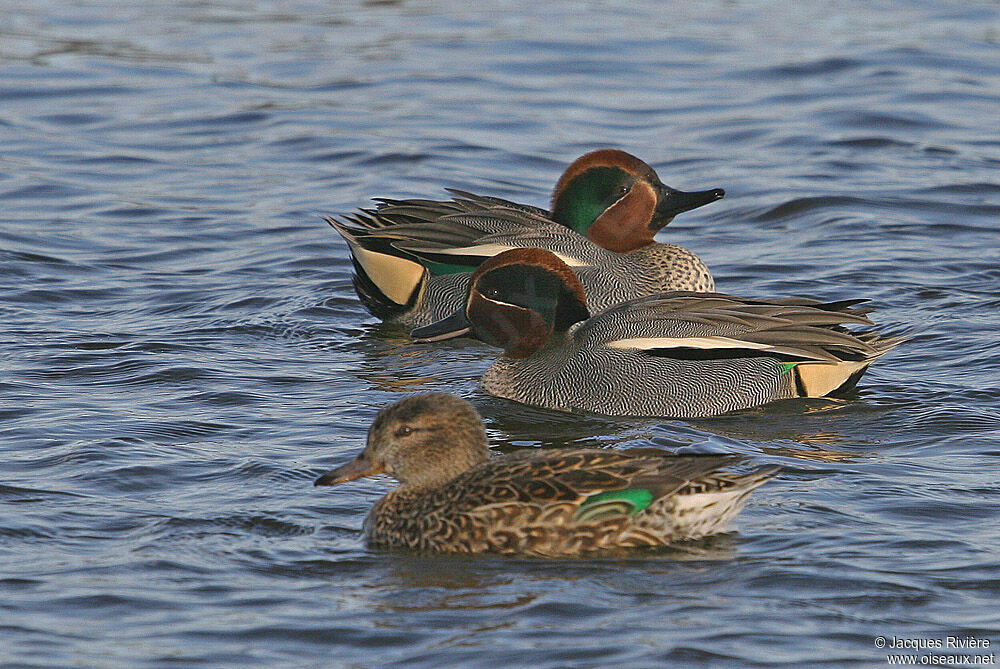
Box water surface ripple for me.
[2,1,999,667]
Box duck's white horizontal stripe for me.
[422,244,587,267]
[606,336,776,351]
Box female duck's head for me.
[314,393,489,490]
[550,149,724,253]
[412,248,591,358]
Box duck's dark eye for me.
[618,185,630,197]
[394,426,413,437]
[484,287,501,300]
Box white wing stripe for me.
[606,336,776,351]
[408,243,587,267]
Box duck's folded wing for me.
[576,292,900,365]
[367,188,550,227]
[330,204,586,271]
[443,188,551,218]
[441,450,745,517]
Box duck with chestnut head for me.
[313,393,778,556]
[412,248,904,418]
[328,149,724,328]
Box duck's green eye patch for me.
[551,166,633,233]
[575,488,654,522]
[478,265,564,311]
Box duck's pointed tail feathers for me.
[667,464,781,538]
[327,216,427,319]
[791,331,906,398]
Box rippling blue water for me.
[2,1,1000,666]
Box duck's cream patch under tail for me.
[669,467,778,538]
[348,239,427,307]
[791,331,905,397]
[793,359,871,397]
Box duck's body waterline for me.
[481,330,801,418]
[361,450,776,556]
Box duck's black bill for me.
[314,455,383,486]
[652,186,725,228]
[411,310,472,342]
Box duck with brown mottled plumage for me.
[313,393,779,556]
[328,150,724,328]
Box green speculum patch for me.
[551,166,631,234]
[575,487,655,521]
[425,260,475,276]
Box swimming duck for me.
[329,150,724,328]
[412,249,903,418]
[313,392,778,556]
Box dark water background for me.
[3,1,1000,667]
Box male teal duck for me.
[313,393,778,556]
[412,249,904,418]
[329,150,724,328]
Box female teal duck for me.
[412,249,903,418]
[313,393,778,556]
[329,150,724,328]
